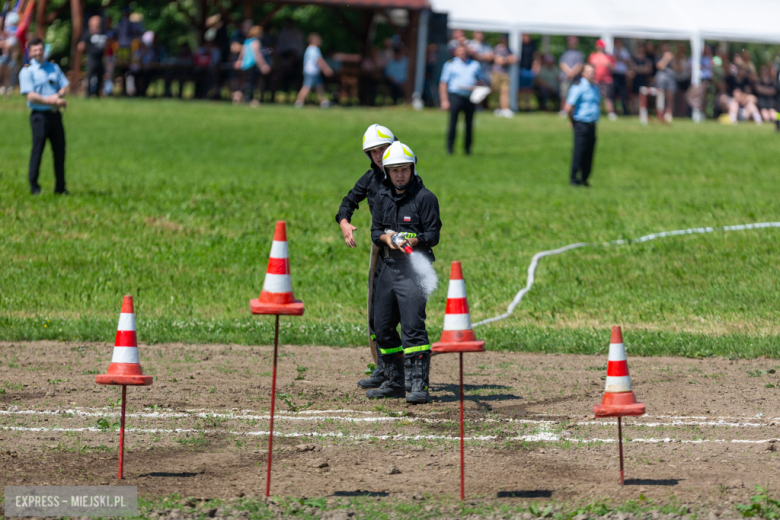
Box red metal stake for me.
[459,352,465,501]
[618,416,624,485]
[119,385,126,480]
[265,315,280,497]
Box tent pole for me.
[412,9,429,110]
[509,30,521,113]
[601,34,614,54]
[690,35,703,122]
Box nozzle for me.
[402,245,413,254]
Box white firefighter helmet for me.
[362,124,395,159]
[382,141,417,177]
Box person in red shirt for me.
[588,39,617,120]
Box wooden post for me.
[35,0,48,39]
[69,0,83,91]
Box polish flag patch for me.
[404,216,411,222]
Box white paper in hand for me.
[470,86,491,104]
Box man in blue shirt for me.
[19,38,69,195]
[563,63,600,187]
[439,44,486,155]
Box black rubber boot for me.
[404,356,412,392]
[366,354,405,399]
[406,352,431,404]
[358,347,386,389]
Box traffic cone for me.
[432,261,485,353]
[96,295,153,386]
[593,326,645,417]
[250,221,304,316]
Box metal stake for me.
[459,352,465,500]
[618,416,624,485]
[119,385,126,480]
[265,315,280,497]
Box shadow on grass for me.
[431,383,520,403]
[331,491,390,497]
[497,490,553,498]
[624,478,680,486]
[138,472,202,478]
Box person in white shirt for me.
[294,33,333,108]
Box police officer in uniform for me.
[19,37,69,195]
[439,43,487,155]
[336,124,404,390]
[369,142,442,404]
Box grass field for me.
[1,97,779,357]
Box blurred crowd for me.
[444,31,780,125]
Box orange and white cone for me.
[250,221,304,316]
[593,326,645,417]
[432,261,485,353]
[96,295,153,386]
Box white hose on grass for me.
[473,221,780,328]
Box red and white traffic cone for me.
[249,220,305,497]
[432,261,485,354]
[95,295,153,480]
[250,221,304,316]
[432,261,485,501]
[593,326,645,485]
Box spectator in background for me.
[611,39,631,115]
[564,63,600,187]
[384,47,409,105]
[672,43,691,117]
[78,15,108,98]
[0,10,20,97]
[536,54,560,111]
[741,50,757,76]
[491,36,516,118]
[588,39,617,120]
[294,33,333,108]
[114,8,143,68]
[654,44,676,123]
[630,44,652,113]
[517,33,537,111]
[103,15,117,96]
[447,29,467,56]
[467,31,493,86]
[195,30,222,99]
[440,43,487,155]
[559,36,583,116]
[755,65,777,128]
[234,25,271,106]
[276,20,305,96]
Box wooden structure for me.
[37,0,430,103]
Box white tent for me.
[422,0,780,113]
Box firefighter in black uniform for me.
[336,124,404,390]
[369,141,442,404]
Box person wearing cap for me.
[336,124,405,391]
[563,63,600,187]
[439,43,487,155]
[19,37,69,195]
[369,142,442,404]
[588,39,617,120]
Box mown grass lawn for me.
[1,97,778,357]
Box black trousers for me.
[369,259,402,349]
[86,61,104,98]
[374,259,429,356]
[570,121,597,185]
[613,74,629,115]
[29,111,66,194]
[447,93,475,153]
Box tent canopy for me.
[430,0,780,44]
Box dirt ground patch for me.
[2,341,780,512]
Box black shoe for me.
[406,352,431,404]
[358,354,387,389]
[404,356,412,392]
[54,190,69,195]
[31,187,41,195]
[366,354,405,399]
[465,149,471,156]
[569,179,582,186]
[582,181,591,188]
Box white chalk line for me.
[3,408,778,430]
[473,221,780,327]
[4,426,777,446]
